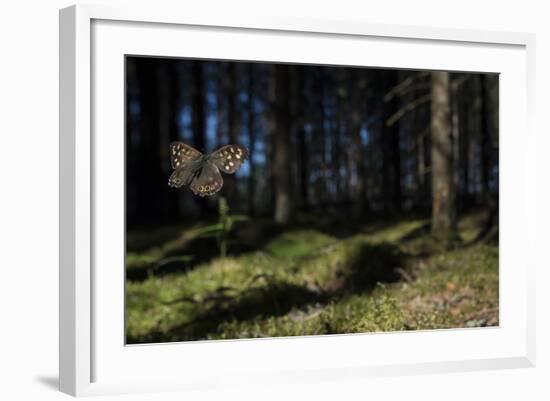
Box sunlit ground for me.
[125,211,498,344]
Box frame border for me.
[59,4,536,396]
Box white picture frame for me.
[59,4,536,397]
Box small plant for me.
[196,197,249,257]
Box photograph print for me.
[125,56,499,344]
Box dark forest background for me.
[125,57,499,343]
[126,57,498,233]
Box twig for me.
[384,72,429,102]
[395,267,414,283]
[386,94,431,127]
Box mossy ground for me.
[126,211,498,343]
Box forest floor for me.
[125,211,498,343]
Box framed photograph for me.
[59,4,536,396]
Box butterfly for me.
[168,142,249,197]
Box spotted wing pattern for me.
[209,145,249,174]
[168,164,197,188]
[168,142,248,196]
[188,161,223,197]
[170,142,202,169]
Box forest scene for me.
[125,56,499,344]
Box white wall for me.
[0,1,547,400]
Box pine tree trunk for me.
[451,75,460,210]
[224,63,238,202]
[349,69,366,216]
[297,112,309,208]
[431,71,456,239]
[459,79,470,199]
[247,64,256,216]
[191,61,208,212]
[191,62,206,152]
[382,70,401,213]
[265,65,277,213]
[292,67,309,209]
[479,74,491,204]
[273,65,294,224]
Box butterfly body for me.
[168,142,248,197]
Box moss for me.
[263,229,335,258]
[126,212,499,343]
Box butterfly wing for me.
[188,161,224,197]
[170,142,202,169]
[209,145,249,174]
[168,163,198,188]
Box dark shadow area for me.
[339,242,405,293]
[128,281,324,343]
[126,235,222,282]
[125,213,417,282]
[126,220,286,282]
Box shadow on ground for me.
[125,212,420,282]
[126,220,288,282]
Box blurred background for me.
[125,56,499,344]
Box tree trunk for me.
[382,70,401,213]
[292,67,309,209]
[331,70,344,204]
[390,74,402,213]
[479,74,491,204]
[450,75,460,210]
[459,79,470,199]
[312,69,328,208]
[191,61,208,212]
[349,69,366,216]
[224,63,238,202]
[265,66,277,213]
[191,61,206,152]
[157,59,180,218]
[273,65,294,224]
[414,96,430,210]
[216,63,226,147]
[297,101,309,208]
[247,64,256,216]
[431,71,456,239]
